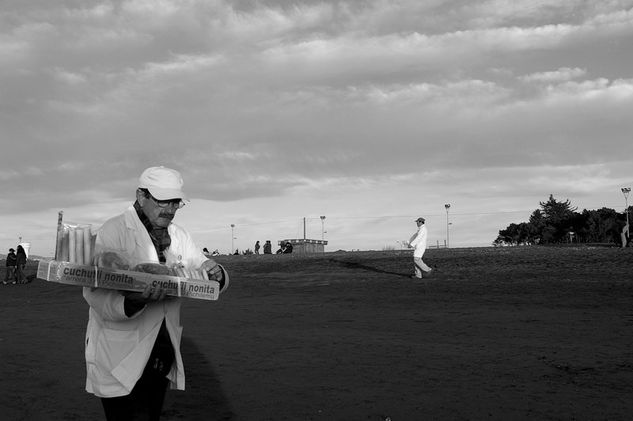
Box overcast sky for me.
[2,0,633,257]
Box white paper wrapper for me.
[56,222,95,265]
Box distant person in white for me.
[621,223,629,248]
[408,217,432,278]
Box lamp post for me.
[230,224,235,253]
[320,216,326,241]
[622,187,631,238]
[444,204,451,248]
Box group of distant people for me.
[253,240,292,254]
[202,247,220,257]
[203,240,293,256]
[276,241,293,254]
[3,245,28,285]
[254,240,271,254]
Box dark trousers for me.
[15,264,25,283]
[100,368,169,421]
[4,266,15,282]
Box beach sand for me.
[1,246,632,420]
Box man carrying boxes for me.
[82,166,229,420]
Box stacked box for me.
[37,260,219,301]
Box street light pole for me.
[230,224,235,253]
[622,187,631,238]
[444,204,451,248]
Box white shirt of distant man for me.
[409,217,433,279]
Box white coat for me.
[409,224,428,258]
[83,206,220,397]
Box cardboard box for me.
[37,260,219,301]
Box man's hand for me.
[122,284,170,316]
[199,259,223,282]
[199,259,229,292]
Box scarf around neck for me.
[134,200,171,263]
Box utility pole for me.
[320,216,326,240]
[320,216,327,253]
[303,217,307,255]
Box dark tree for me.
[494,195,627,246]
[538,194,577,244]
[493,222,533,246]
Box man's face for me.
[137,190,180,228]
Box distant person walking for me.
[408,217,432,279]
[4,248,17,285]
[15,245,27,284]
[621,223,629,248]
[263,240,272,254]
[254,241,260,254]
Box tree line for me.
[493,194,630,246]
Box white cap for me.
[138,166,188,200]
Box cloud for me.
[52,67,87,85]
[520,67,587,82]
[1,0,633,252]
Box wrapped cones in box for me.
[44,211,219,300]
[55,216,95,265]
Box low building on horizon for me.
[278,239,328,254]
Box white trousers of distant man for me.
[413,256,432,278]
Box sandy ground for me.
[1,246,632,420]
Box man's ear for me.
[136,188,147,204]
